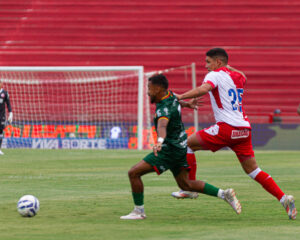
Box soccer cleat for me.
[171,190,199,199]
[283,195,297,220]
[0,150,4,155]
[224,188,242,215]
[120,209,146,220]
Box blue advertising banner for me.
[2,138,129,149]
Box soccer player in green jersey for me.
[120,74,241,220]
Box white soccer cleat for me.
[283,195,297,220]
[120,209,146,220]
[171,190,199,199]
[224,188,242,215]
[0,150,4,155]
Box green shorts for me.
[143,146,189,177]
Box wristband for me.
[157,137,164,143]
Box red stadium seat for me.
[0,0,300,123]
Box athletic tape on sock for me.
[248,167,262,179]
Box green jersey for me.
[154,91,187,150]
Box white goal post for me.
[0,66,145,150]
[0,64,197,150]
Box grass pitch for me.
[0,149,299,240]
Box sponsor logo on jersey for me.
[163,107,168,115]
[1,93,4,98]
[156,109,161,117]
[231,129,249,139]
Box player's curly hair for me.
[148,74,168,90]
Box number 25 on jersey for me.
[228,88,244,112]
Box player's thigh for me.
[190,125,227,152]
[128,160,154,177]
[143,151,171,175]
[231,132,256,173]
[187,132,205,151]
[169,153,190,178]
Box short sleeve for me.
[203,71,218,89]
[156,107,171,121]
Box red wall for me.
[0,0,300,123]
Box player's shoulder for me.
[210,67,234,77]
[157,94,178,114]
[206,67,246,85]
[205,70,220,78]
[217,67,246,81]
[155,104,171,118]
[162,91,177,105]
[159,97,176,111]
[204,70,225,82]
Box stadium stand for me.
[0,0,300,123]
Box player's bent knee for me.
[128,168,138,179]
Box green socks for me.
[132,184,220,205]
[203,183,220,197]
[132,192,144,206]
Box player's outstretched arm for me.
[176,83,212,101]
[179,98,203,110]
[174,93,202,109]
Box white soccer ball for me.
[17,195,40,217]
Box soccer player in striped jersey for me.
[172,48,297,220]
[0,81,13,155]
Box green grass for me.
[0,150,299,240]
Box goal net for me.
[0,65,197,150]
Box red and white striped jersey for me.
[203,67,251,128]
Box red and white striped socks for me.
[248,167,285,202]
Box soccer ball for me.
[17,195,40,217]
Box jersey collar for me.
[214,66,229,72]
[160,91,171,101]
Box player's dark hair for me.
[206,48,228,64]
[148,74,169,90]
